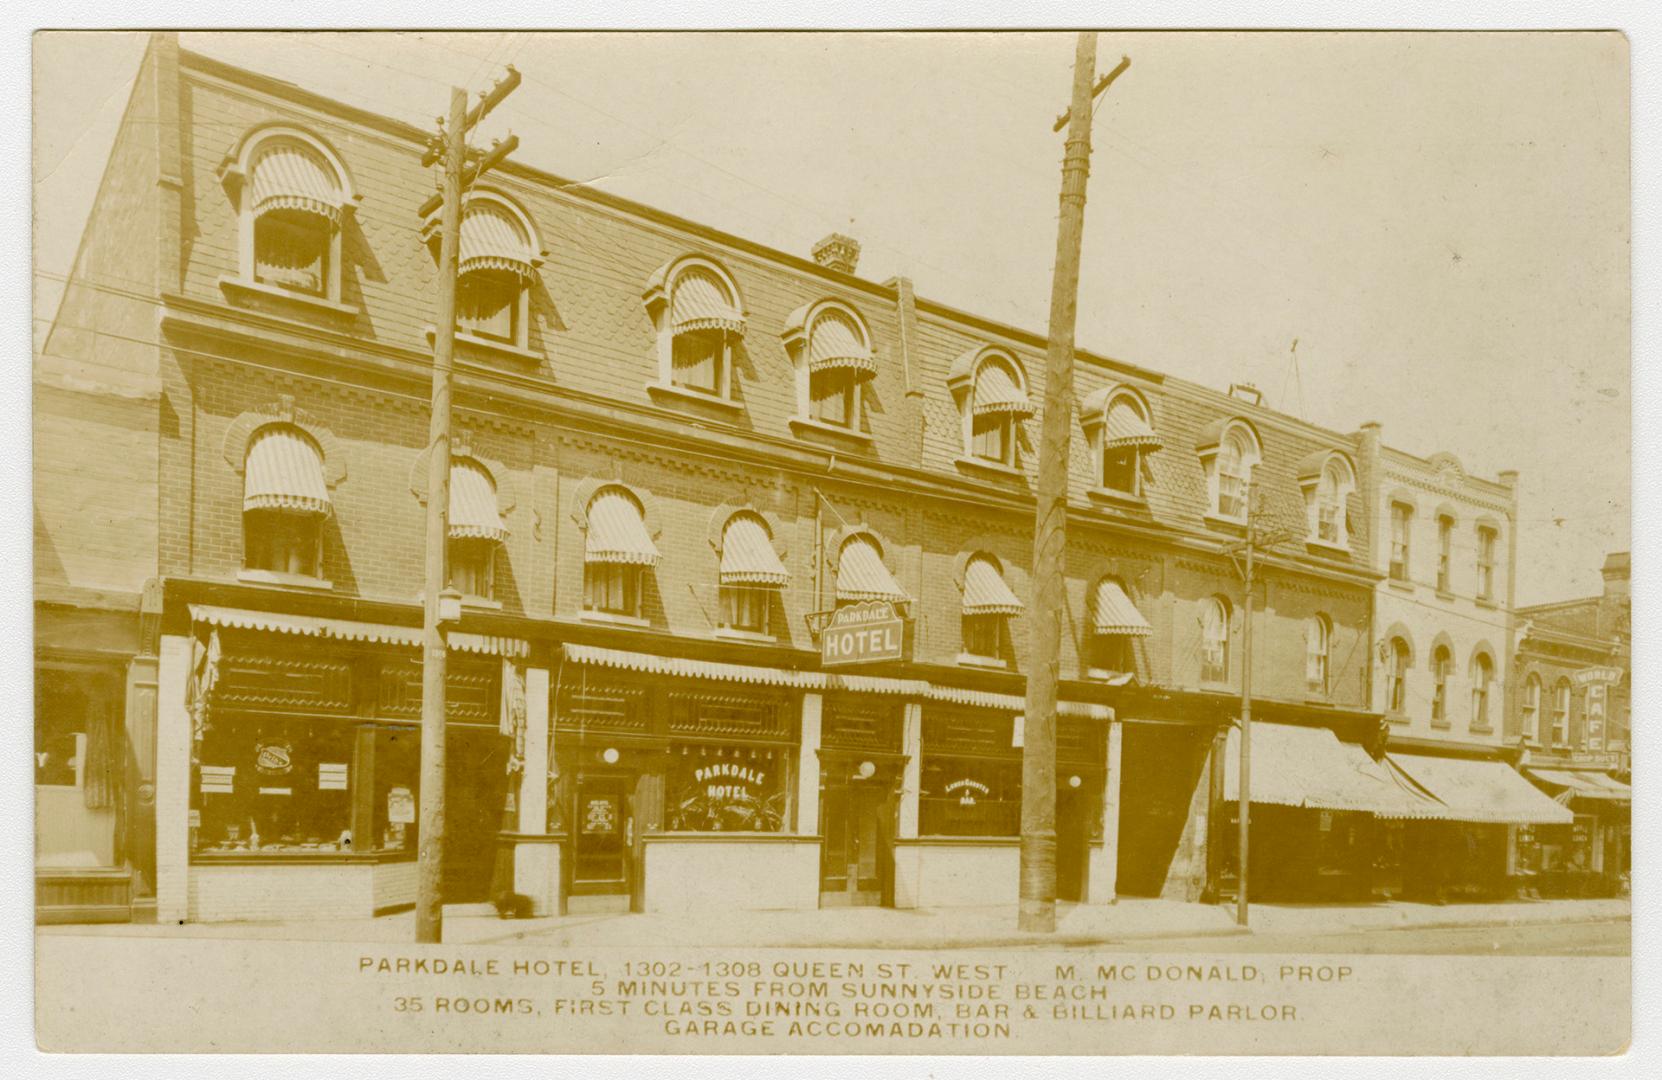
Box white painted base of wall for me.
[188,863,374,923]
[373,859,417,912]
[514,842,560,917]
[1086,843,1116,905]
[893,840,1020,909]
[643,838,820,913]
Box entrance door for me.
[820,779,889,906]
[442,728,509,904]
[571,775,632,898]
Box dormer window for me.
[1083,386,1161,499]
[1198,420,1261,522]
[219,127,359,306]
[948,347,1034,471]
[1297,451,1355,547]
[423,191,544,351]
[783,300,877,433]
[643,257,745,405]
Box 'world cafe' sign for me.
[820,601,905,667]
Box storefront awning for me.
[671,266,745,334]
[719,515,789,587]
[250,141,343,224]
[458,202,537,279]
[449,460,507,541]
[972,362,1035,417]
[836,535,908,603]
[1105,397,1163,450]
[188,605,527,658]
[1525,768,1631,805]
[808,310,877,378]
[243,426,331,516]
[921,683,1118,720]
[1387,752,1574,825]
[1091,578,1152,636]
[585,489,661,566]
[962,558,1024,616]
[1224,722,1447,818]
[561,643,926,695]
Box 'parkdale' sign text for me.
[820,601,905,667]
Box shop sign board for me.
[1571,665,1624,687]
[819,601,904,667]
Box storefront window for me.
[372,727,421,855]
[193,716,353,855]
[919,756,1021,837]
[666,742,790,832]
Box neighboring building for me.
[40,36,1534,925]
[1510,552,1631,893]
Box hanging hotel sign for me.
[818,600,905,667]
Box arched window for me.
[1436,514,1455,592]
[717,512,788,636]
[1200,420,1260,521]
[1201,596,1231,683]
[959,553,1023,664]
[644,256,745,403]
[1551,679,1572,746]
[1300,454,1354,546]
[948,347,1033,469]
[1087,576,1151,677]
[582,487,659,619]
[446,458,507,601]
[445,192,542,349]
[221,128,358,303]
[1469,652,1493,730]
[242,424,330,579]
[1306,613,1331,694]
[1083,387,1161,497]
[1521,673,1542,742]
[1389,501,1414,582]
[1386,638,1411,714]
[781,301,877,431]
[1431,645,1452,725]
[835,532,907,606]
[1475,524,1499,601]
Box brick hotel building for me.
[35,35,1590,925]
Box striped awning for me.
[1524,768,1631,805]
[187,605,527,657]
[243,426,331,516]
[1091,579,1151,637]
[1105,397,1162,450]
[1386,753,1574,825]
[249,141,343,224]
[449,460,506,541]
[585,488,661,566]
[561,643,926,695]
[459,202,536,279]
[836,535,907,602]
[671,267,744,334]
[973,362,1034,417]
[962,557,1024,616]
[808,309,877,378]
[720,514,789,587]
[1224,723,1448,818]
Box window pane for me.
[254,209,329,295]
[585,565,639,616]
[244,510,320,577]
[810,368,853,425]
[962,614,1001,659]
[721,586,769,633]
[972,412,1010,463]
[672,330,722,393]
[448,540,494,599]
[920,756,1021,837]
[458,270,518,342]
[1103,447,1138,493]
[372,727,420,854]
[666,742,789,832]
[193,716,353,855]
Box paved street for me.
[1017,916,1631,956]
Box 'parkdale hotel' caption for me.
[35,36,1630,927]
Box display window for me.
[372,727,421,855]
[193,716,353,855]
[919,756,1022,837]
[665,742,790,832]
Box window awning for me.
[459,202,536,279]
[1091,579,1151,637]
[1386,752,1574,825]
[1224,722,1448,818]
[250,142,343,224]
[671,267,745,334]
[962,558,1024,616]
[836,535,908,602]
[720,515,789,587]
[244,426,331,516]
[188,604,527,657]
[1105,397,1162,450]
[585,489,660,566]
[972,363,1035,417]
[808,310,877,378]
[449,460,506,541]
[1524,768,1631,805]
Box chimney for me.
[1497,469,1519,489]
[1227,382,1262,406]
[812,233,861,275]
[1600,551,1630,642]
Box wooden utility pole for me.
[415,68,520,944]
[1222,487,1292,927]
[1019,34,1128,933]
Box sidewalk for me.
[38,896,1630,949]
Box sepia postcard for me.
[29,28,1632,1057]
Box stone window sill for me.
[1086,486,1146,508]
[1387,579,1415,594]
[1469,724,1495,735]
[236,569,333,591]
[955,652,1009,670]
[1305,538,1350,557]
[953,455,1025,482]
[1474,597,1499,610]
[580,610,649,629]
[714,627,776,644]
[647,380,744,414]
[1385,711,1412,725]
[1203,513,1247,534]
[1430,718,1452,730]
[461,596,503,611]
[424,325,546,366]
[1435,588,1457,602]
[219,275,358,319]
[789,416,874,445]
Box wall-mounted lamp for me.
[438,586,464,626]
